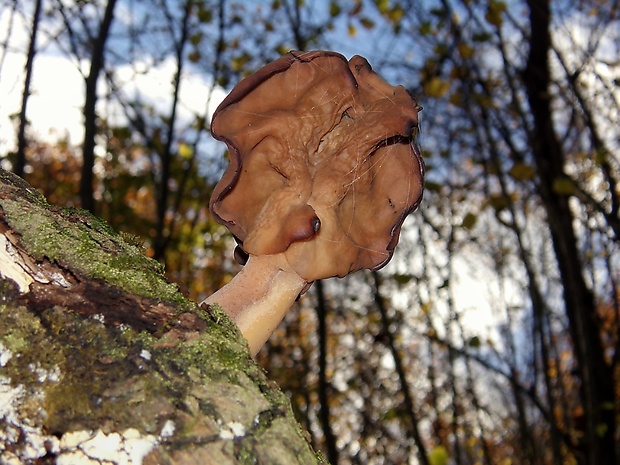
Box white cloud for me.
[0,51,85,151]
[0,50,226,155]
[110,56,226,130]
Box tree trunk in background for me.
[14,0,43,178]
[314,280,339,465]
[80,0,117,214]
[371,271,430,465]
[523,1,616,463]
[488,126,564,464]
[153,0,191,261]
[0,169,325,465]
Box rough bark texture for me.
[0,169,326,465]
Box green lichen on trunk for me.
[0,169,188,309]
[0,169,326,465]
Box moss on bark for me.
[0,169,326,465]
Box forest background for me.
[0,1,618,464]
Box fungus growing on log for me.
[202,50,425,355]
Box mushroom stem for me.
[201,254,308,355]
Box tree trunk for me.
[370,271,430,465]
[80,0,117,214]
[314,280,339,465]
[153,0,192,261]
[523,1,616,463]
[0,169,326,465]
[14,0,43,178]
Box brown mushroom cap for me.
[210,50,425,282]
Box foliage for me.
[1,0,618,464]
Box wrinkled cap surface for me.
[210,50,425,281]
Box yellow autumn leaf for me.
[485,0,507,26]
[188,51,201,63]
[421,301,432,315]
[375,0,389,14]
[424,76,450,98]
[429,445,449,465]
[552,177,575,195]
[461,212,478,229]
[178,142,193,159]
[458,43,474,59]
[508,162,536,180]
[387,6,404,24]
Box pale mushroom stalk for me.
[202,254,307,355]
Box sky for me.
[0,5,227,160]
[0,52,85,151]
[0,50,227,158]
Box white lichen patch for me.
[0,342,12,367]
[218,421,246,440]
[1,424,161,465]
[92,313,106,324]
[160,419,175,438]
[60,430,94,450]
[56,428,160,465]
[0,380,60,462]
[0,356,164,465]
[48,271,72,288]
[28,362,61,383]
[80,430,123,461]
[1,345,61,463]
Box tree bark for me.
[523,1,616,463]
[0,169,326,465]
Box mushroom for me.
[202,50,425,355]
